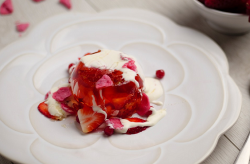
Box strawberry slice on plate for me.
[78,106,105,133]
[38,102,60,120]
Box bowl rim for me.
[192,0,248,17]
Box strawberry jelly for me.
[70,54,143,119]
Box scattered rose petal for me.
[45,91,51,100]
[52,87,72,102]
[33,0,44,2]
[16,23,29,32]
[59,0,71,9]
[96,74,113,89]
[106,118,124,130]
[122,60,137,72]
[0,0,13,15]
[137,93,150,116]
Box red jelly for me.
[70,61,143,119]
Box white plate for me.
[0,9,241,164]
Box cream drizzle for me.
[91,95,107,119]
[114,108,166,133]
[80,49,144,87]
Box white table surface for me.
[0,0,250,164]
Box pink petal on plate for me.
[16,23,29,32]
[137,93,150,116]
[106,118,124,130]
[96,74,113,89]
[0,0,13,15]
[59,0,71,9]
[52,87,72,102]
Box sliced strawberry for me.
[78,106,105,133]
[125,117,148,134]
[137,93,150,117]
[38,102,60,120]
[68,63,75,70]
[126,117,146,123]
[62,94,80,111]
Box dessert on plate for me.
[38,49,166,136]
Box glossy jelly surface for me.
[70,61,143,118]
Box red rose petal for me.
[16,23,29,32]
[0,0,13,15]
[52,87,72,102]
[122,60,137,72]
[59,0,71,9]
[33,0,44,2]
[96,74,113,89]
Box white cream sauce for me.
[80,49,144,87]
[144,77,163,103]
[45,83,70,118]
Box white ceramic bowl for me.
[193,0,250,35]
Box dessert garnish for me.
[0,0,13,15]
[38,49,166,136]
[60,0,71,9]
[16,22,29,33]
[156,69,165,79]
